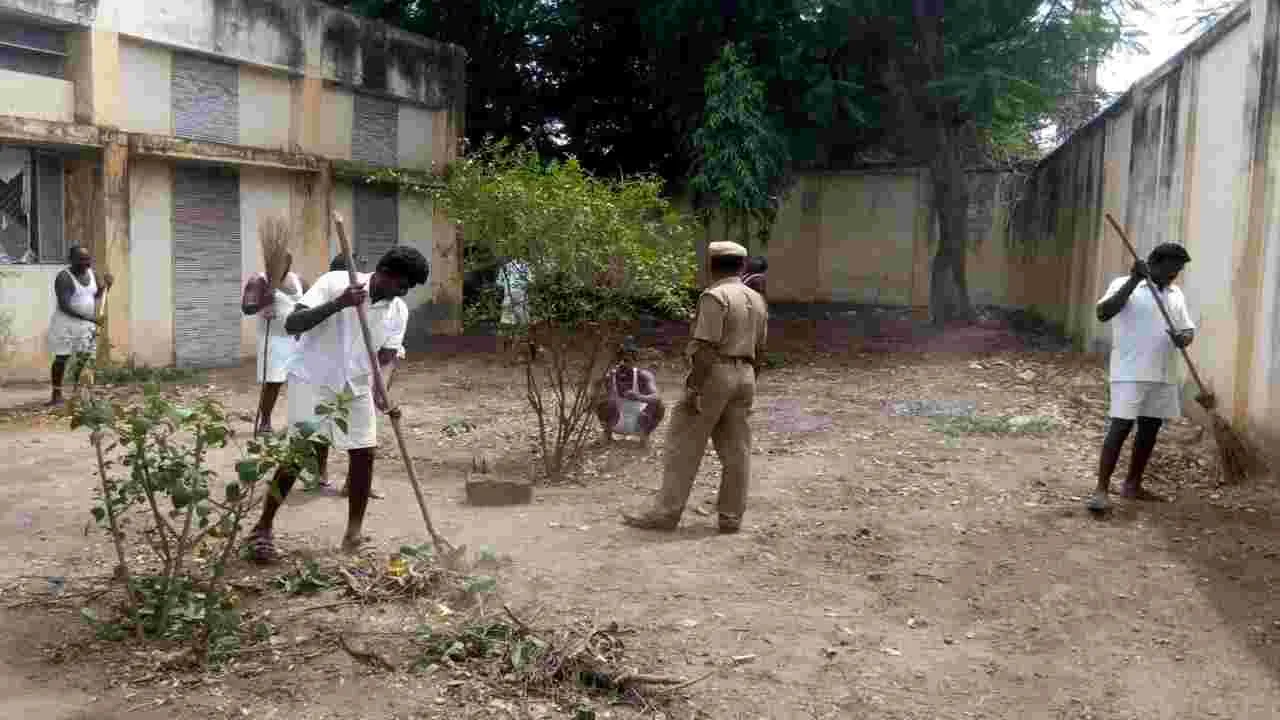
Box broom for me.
[331,211,465,567]
[254,215,293,437]
[1105,214,1261,484]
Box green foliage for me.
[930,414,1057,438]
[441,418,476,438]
[272,560,336,595]
[436,141,697,323]
[691,44,790,244]
[385,141,696,480]
[71,387,344,665]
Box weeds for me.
[273,560,336,595]
[70,353,205,387]
[930,414,1057,438]
[442,418,477,437]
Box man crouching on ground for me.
[246,246,429,562]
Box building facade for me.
[0,0,465,380]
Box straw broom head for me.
[259,215,293,292]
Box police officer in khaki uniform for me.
[622,240,768,533]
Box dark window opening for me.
[0,144,66,265]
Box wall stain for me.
[323,13,362,83]
[210,0,306,70]
[360,22,389,92]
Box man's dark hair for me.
[710,254,746,275]
[67,245,88,262]
[1149,243,1191,265]
[330,254,350,272]
[377,246,430,287]
[746,256,768,274]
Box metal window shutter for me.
[34,152,64,263]
[353,183,398,269]
[351,94,398,167]
[172,54,239,144]
[173,164,242,368]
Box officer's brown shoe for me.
[620,509,679,531]
[718,514,741,534]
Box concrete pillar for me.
[95,135,130,363]
[293,163,332,283]
[66,30,122,127]
[430,211,462,335]
[290,69,325,154]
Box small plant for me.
[761,351,787,370]
[930,414,1057,438]
[272,559,336,595]
[71,387,339,664]
[442,418,476,438]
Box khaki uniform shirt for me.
[689,277,768,360]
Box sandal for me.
[246,528,280,565]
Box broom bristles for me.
[259,215,292,293]
[1209,412,1260,484]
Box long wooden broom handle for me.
[331,212,449,547]
[1104,213,1210,395]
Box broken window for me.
[0,145,65,265]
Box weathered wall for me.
[0,266,58,379]
[0,69,74,123]
[127,158,174,368]
[684,168,1023,313]
[119,39,173,135]
[0,0,466,380]
[1015,1,1280,452]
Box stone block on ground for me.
[465,476,534,506]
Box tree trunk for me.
[928,132,976,326]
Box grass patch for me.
[760,351,787,370]
[930,414,1057,438]
[91,360,206,386]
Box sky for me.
[1097,2,1214,94]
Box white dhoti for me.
[257,332,297,384]
[47,311,97,357]
[286,378,377,451]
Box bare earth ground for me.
[1,319,1279,719]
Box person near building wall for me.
[241,255,307,435]
[47,246,112,405]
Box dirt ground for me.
[2,320,1280,719]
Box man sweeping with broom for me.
[241,217,306,436]
[246,245,428,562]
[1086,243,1195,512]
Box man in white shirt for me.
[247,246,428,562]
[1087,243,1195,512]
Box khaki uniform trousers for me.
[654,360,756,522]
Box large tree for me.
[346,0,1139,323]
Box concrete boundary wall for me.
[1017,1,1280,448]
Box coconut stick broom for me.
[331,211,464,567]
[255,215,292,437]
[1105,213,1262,484]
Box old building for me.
[0,0,465,379]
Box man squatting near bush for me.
[1087,242,1195,513]
[622,240,768,533]
[247,246,429,562]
